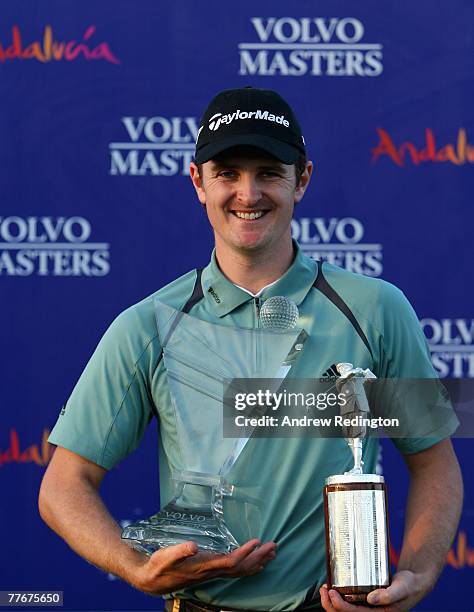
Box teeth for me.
[235,211,264,220]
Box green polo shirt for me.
[49,244,456,611]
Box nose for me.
[235,174,261,207]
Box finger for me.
[241,562,266,577]
[239,541,277,563]
[206,540,276,576]
[264,548,277,561]
[152,540,198,570]
[230,538,262,561]
[327,589,372,611]
[235,543,278,574]
[319,585,336,611]
[202,539,265,572]
[246,548,276,568]
[366,588,403,607]
[366,575,410,606]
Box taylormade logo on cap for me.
[194,87,306,164]
[208,109,290,132]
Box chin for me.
[235,238,271,253]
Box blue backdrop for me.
[1,1,472,610]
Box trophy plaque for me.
[323,363,391,604]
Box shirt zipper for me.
[255,297,261,327]
[254,297,261,370]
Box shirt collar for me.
[234,277,280,298]
[201,241,318,317]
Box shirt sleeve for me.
[376,283,459,454]
[48,307,160,469]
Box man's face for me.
[190,147,312,257]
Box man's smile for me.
[231,210,268,220]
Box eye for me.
[260,170,281,178]
[217,170,237,179]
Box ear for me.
[294,161,313,204]
[189,162,207,206]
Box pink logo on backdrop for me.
[0,429,53,467]
[0,25,121,64]
[371,128,474,166]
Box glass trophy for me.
[122,297,308,555]
[323,364,391,604]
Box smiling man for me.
[190,87,311,297]
[190,148,310,295]
[39,87,462,612]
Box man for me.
[39,87,462,611]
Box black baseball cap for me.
[194,87,306,164]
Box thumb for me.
[366,575,410,606]
[151,541,198,569]
[367,588,393,606]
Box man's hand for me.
[320,439,462,611]
[320,570,429,612]
[133,538,277,595]
[39,448,277,595]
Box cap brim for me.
[194,133,302,165]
